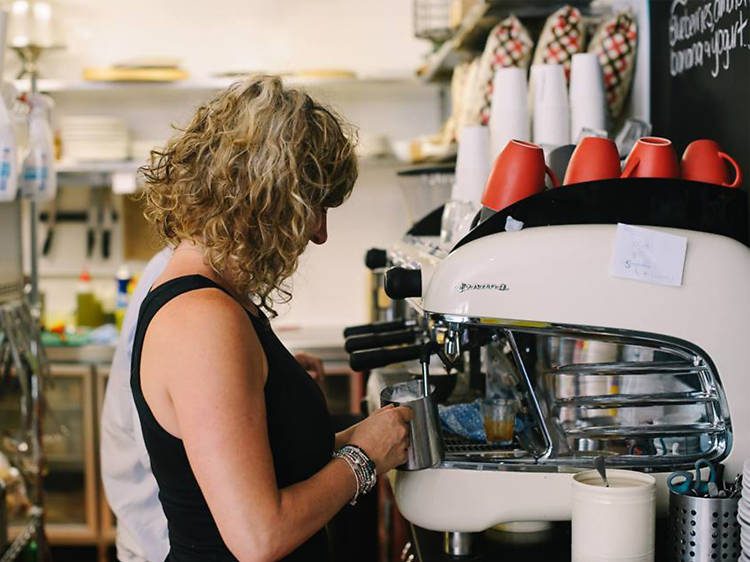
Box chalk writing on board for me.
[669,0,749,78]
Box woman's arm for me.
[141,289,409,562]
[335,425,356,449]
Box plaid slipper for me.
[468,15,534,126]
[588,11,638,119]
[532,5,585,81]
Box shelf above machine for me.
[14,72,427,94]
[55,155,400,184]
[417,0,603,83]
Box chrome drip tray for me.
[440,433,546,471]
[443,433,529,461]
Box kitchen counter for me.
[45,343,116,364]
[42,324,361,414]
[44,324,349,366]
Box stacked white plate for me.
[61,115,130,161]
[740,459,750,559]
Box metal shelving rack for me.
[0,26,57,562]
[0,299,50,562]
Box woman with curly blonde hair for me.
[132,75,412,561]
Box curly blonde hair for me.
[141,75,358,316]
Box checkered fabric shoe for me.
[532,5,585,81]
[470,15,534,126]
[587,11,638,119]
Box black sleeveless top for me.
[131,275,334,561]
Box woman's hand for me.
[348,405,414,474]
[294,353,325,384]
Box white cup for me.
[572,469,656,562]
[451,125,490,207]
[534,105,570,148]
[531,64,570,148]
[488,67,530,160]
[569,53,608,143]
[440,199,477,248]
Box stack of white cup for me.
[440,125,491,247]
[569,53,608,143]
[451,125,491,207]
[530,64,570,148]
[527,55,608,150]
[488,67,530,162]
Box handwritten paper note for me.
[610,224,688,287]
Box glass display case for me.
[1,363,97,543]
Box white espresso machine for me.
[346,178,749,557]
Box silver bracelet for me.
[333,445,377,505]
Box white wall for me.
[8,0,429,80]
[29,0,653,330]
[22,1,442,330]
[275,160,411,326]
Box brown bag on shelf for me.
[470,15,534,126]
[531,5,586,82]
[587,11,638,119]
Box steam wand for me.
[419,342,438,398]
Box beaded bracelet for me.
[334,445,376,503]
[333,444,377,505]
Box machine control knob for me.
[385,267,422,299]
[365,248,388,270]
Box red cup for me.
[563,137,622,185]
[481,140,559,211]
[621,137,681,179]
[681,139,742,188]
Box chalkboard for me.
[649,0,750,230]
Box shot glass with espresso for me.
[481,398,517,444]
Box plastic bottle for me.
[0,83,18,202]
[115,265,131,331]
[21,94,56,202]
[76,268,99,328]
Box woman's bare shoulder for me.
[144,286,267,386]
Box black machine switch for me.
[384,267,422,299]
[365,248,388,270]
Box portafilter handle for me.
[344,328,418,353]
[348,341,438,373]
[349,344,423,372]
[343,318,417,338]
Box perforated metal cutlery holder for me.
[669,490,740,561]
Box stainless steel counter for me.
[44,324,349,366]
[45,344,116,364]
